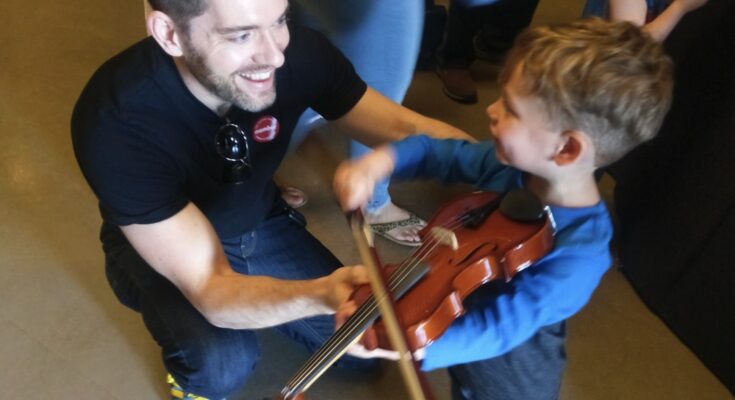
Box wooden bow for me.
[349,210,435,400]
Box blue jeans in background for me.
[289,0,425,212]
[101,203,371,399]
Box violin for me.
[279,189,555,399]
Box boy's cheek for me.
[493,145,509,165]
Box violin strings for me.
[285,220,466,395]
[285,216,467,393]
[285,216,469,394]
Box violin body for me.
[352,191,554,351]
[279,190,553,400]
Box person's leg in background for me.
[581,0,609,18]
[437,0,485,104]
[289,0,427,247]
[474,0,539,63]
[437,0,538,105]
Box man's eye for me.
[276,16,289,27]
[230,33,251,43]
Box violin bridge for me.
[430,227,459,250]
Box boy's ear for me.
[552,131,585,166]
[147,11,184,57]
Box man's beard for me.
[182,42,277,112]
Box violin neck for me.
[280,261,429,399]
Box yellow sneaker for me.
[167,374,212,400]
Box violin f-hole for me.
[456,242,498,266]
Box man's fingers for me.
[336,300,358,328]
[349,264,369,285]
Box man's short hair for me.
[148,0,209,34]
[500,18,674,166]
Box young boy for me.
[333,18,673,399]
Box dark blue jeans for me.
[448,321,567,400]
[101,206,367,399]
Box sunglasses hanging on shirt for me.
[214,120,253,184]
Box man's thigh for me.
[223,208,342,280]
[221,208,339,347]
[102,222,260,397]
[224,209,374,368]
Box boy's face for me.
[486,65,561,175]
[179,0,290,112]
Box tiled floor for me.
[0,0,731,399]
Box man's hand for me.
[335,296,427,361]
[334,87,476,148]
[320,265,369,313]
[333,147,396,212]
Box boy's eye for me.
[502,97,518,118]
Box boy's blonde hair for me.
[500,18,673,166]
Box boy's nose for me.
[487,101,499,125]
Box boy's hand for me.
[333,147,397,212]
[333,161,376,212]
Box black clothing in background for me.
[611,0,735,394]
[438,0,539,68]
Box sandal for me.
[369,213,426,247]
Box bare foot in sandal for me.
[365,202,426,247]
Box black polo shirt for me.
[72,24,366,239]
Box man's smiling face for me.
[180,0,290,112]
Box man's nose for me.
[253,31,285,68]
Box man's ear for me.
[147,10,184,57]
[552,131,586,166]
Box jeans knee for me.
[167,330,260,399]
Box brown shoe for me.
[437,68,478,104]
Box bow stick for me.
[349,210,435,400]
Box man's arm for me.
[120,202,368,329]
[332,87,476,147]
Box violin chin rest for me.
[500,189,545,222]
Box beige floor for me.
[0,0,731,399]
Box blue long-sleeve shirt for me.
[391,136,613,370]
